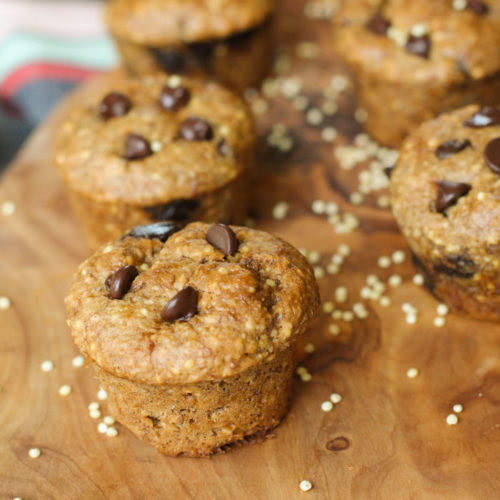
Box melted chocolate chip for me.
[124,221,185,242]
[144,199,199,221]
[435,180,471,213]
[464,105,500,127]
[484,137,500,174]
[180,117,213,141]
[366,12,391,35]
[435,139,471,159]
[206,224,238,256]
[467,0,489,15]
[105,265,138,299]
[435,254,477,279]
[150,48,186,73]
[99,92,131,120]
[405,34,431,58]
[160,85,191,111]
[216,138,233,157]
[161,286,198,322]
[124,133,153,160]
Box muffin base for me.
[65,176,249,248]
[412,253,500,322]
[354,71,500,148]
[94,347,294,457]
[114,21,272,93]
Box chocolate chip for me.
[99,92,131,119]
[124,221,185,242]
[150,48,186,73]
[180,117,213,141]
[124,133,153,160]
[384,165,395,178]
[464,105,500,127]
[467,0,489,15]
[217,138,233,157]
[366,12,391,35]
[105,265,138,299]
[161,286,198,322]
[435,139,471,159]
[435,180,471,213]
[144,199,199,221]
[405,34,431,58]
[484,137,500,174]
[160,85,191,112]
[206,224,238,256]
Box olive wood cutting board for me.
[1,1,500,498]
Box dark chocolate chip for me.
[150,48,186,73]
[105,265,138,299]
[124,133,153,160]
[435,254,477,279]
[161,286,198,322]
[384,165,395,178]
[464,105,500,127]
[99,92,131,119]
[405,34,431,58]
[206,224,238,256]
[180,117,213,141]
[144,199,199,221]
[435,180,471,213]
[124,221,185,242]
[435,139,471,159]
[366,12,391,35]
[484,137,500,174]
[467,0,489,15]
[216,138,233,157]
[159,85,191,112]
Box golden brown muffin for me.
[391,104,500,321]
[65,222,320,456]
[105,0,274,92]
[55,71,255,247]
[333,0,500,147]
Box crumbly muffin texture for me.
[391,105,500,319]
[105,0,273,45]
[66,222,319,385]
[55,72,255,205]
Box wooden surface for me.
[1,1,500,499]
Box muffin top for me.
[391,104,500,268]
[55,71,255,205]
[333,0,500,85]
[105,0,273,46]
[66,222,319,385]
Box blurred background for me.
[0,0,117,168]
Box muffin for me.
[391,104,500,321]
[55,71,255,247]
[333,0,500,147]
[65,221,320,456]
[105,0,274,92]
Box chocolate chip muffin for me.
[65,221,319,456]
[333,0,500,147]
[55,71,255,247]
[391,104,500,321]
[105,0,274,92]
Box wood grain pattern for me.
[1,1,500,498]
